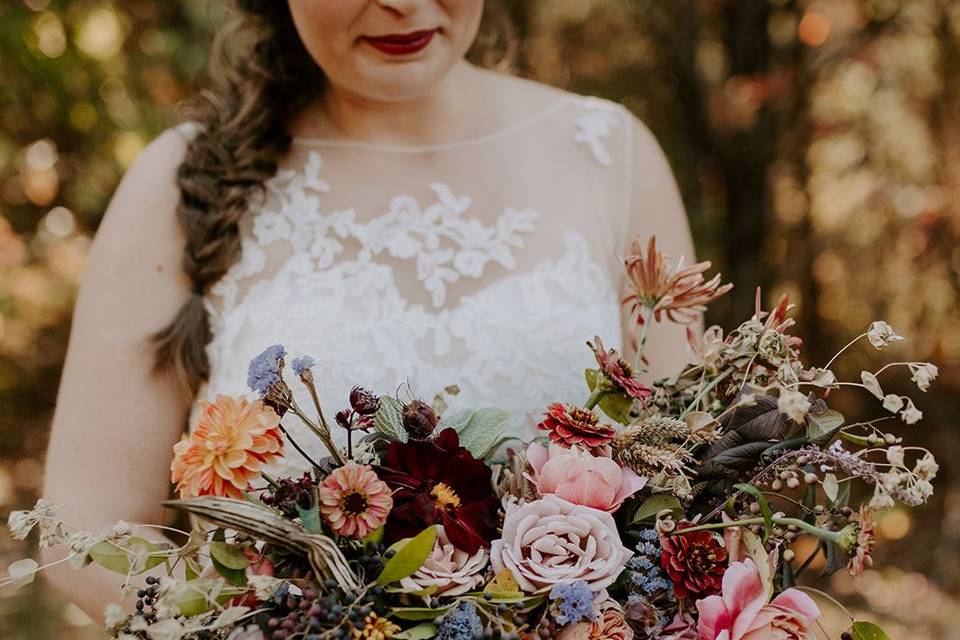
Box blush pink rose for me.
[525,443,647,512]
[490,495,632,594]
[696,559,820,640]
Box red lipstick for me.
[364,29,436,56]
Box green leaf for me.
[210,541,249,571]
[631,494,682,525]
[89,538,166,575]
[445,408,509,458]
[374,396,408,443]
[377,526,437,586]
[822,473,839,503]
[806,408,844,440]
[175,579,241,617]
[850,621,892,640]
[734,483,773,542]
[585,368,601,391]
[599,391,633,425]
[211,551,248,587]
[390,605,453,621]
[394,622,438,639]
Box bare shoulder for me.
[81,125,193,332]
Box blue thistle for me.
[626,528,674,598]
[291,355,316,376]
[247,344,286,397]
[436,602,483,640]
[549,580,596,626]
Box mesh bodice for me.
[185,93,639,477]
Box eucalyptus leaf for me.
[374,396,408,443]
[394,622,438,639]
[298,502,322,534]
[89,538,166,575]
[850,621,892,640]
[446,408,509,458]
[631,494,682,524]
[377,526,437,586]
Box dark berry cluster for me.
[260,473,316,518]
[262,581,389,640]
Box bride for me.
[41,0,696,620]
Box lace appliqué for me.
[575,97,624,167]
[212,151,539,310]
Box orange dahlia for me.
[171,395,284,499]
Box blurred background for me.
[0,0,958,638]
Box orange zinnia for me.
[171,395,284,499]
[623,235,732,324]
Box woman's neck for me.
[293,61,495,146]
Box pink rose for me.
[490,495,632,594]
[526,443,647,512]
[696,560,820,640]
[399,525,488,596]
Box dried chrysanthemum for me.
[588,335,651,401]
[838,507,876,577]
[623,235,732,324]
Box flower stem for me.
[679,369,733,418]
[668,516,842,544]
[289,398,346,466]
[633,307,654,372]
[585,386,605,411]
[823,332,867,371]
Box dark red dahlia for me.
[660,523,728,600]
[375,428,498,554]
[537,403,615,452]
[588,335,652,401]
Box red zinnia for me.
[538,403,615,452]
[375,429,498,554]
[588,335,652,401]
[660,523,728,600]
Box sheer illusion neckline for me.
[290,94,574,154]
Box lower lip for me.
[364,30,436,56]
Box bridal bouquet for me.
[5,236,939,640]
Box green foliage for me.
[88,537,166,575]
[377,526,437,586]
[441,407,509,458]
[849,621,892,640]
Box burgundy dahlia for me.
[660,523,728,600]
[588,335,652,401]
[537,403,615,452]
[375,428,498,553]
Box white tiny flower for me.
[900,398,923,425]
[860,371,884,400]
[912,479,934,501]
[111,521,134,538]
[104,603,127,631]
[869,486,895,510]
[867,321,905,350]
[248,574,282,601]
[778,388,811,423]
[882,394,904,413]
[7,510,34,540]
[914,452,939,480]
[886,446,905,467]
[910,363,938,392]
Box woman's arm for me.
[40,127,193,620]
[620,114,702,380]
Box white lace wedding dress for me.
[184,93,641,478]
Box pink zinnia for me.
[537,403,615,452]
[318,463,393,539]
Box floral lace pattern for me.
[574,97,623,167]
[194,96,629,476]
